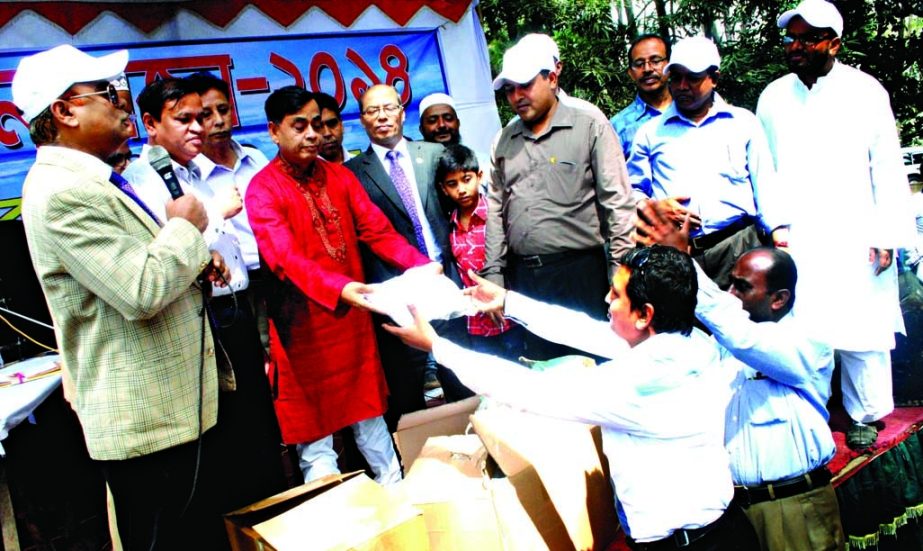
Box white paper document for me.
[364,270,474,327]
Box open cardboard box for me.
[393,396,480,471]
[399,434,503,551]
[471,407,619,551]
[224,471,429,551]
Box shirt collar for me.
[370,137,409,165]
[662,92,732,126]
[630,95,663,121]
[194,139,257,180]
[139,143,201,182]
[510,98,575,139]
[450,194,488,227]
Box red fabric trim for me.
[0,1,470,36]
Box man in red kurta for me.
[246,86,431,484]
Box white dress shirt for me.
[196,140,268,272]
[431,291,733,543]
[370,139,441,262]
[694,264,836,486]
[123,144,248,296]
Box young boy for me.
[437,145,523,359]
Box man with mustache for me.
[418,92,461,145]
[246,86,433,484]
[314,91,353,164]
[610,34,672,160]
[756,0,914,451]
[627,36,782,290]
[14,46,224,549]
[483,41,634,361]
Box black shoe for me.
[846,421,878,451]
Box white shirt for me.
[757,62,914,350]
[196,140,268,272]
[694,264,836,486]
[123,144,248,296]
[431,291,733,543]
[370,139,441,262]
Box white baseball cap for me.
[492,42,556,91]
[419,93,456,114]
[778,0,843,37]
[12,45,128,122]
[664,36,721,74]
[518,33,560,62]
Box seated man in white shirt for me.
[385,245,759,550]
[635,199,845,550]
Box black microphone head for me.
[148,145,173,173]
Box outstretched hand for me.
[340,281,385,314]
[632,199,692,253]
[463,269,507,327]
[382,304,437,353]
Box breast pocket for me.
[543,159,582,205]
[717,142,750,185]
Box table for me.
[0,354,60,551]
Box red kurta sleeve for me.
[334,163,430,270]
[246,161,351,312]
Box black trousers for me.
[209,292,287,512]
[99,437,223,551]
[627,504,759,551]
[507,247,610,362]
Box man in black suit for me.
[345,84,469,430]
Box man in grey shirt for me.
[484,41,634,360]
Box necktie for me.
[109,171,162,225]
[385,150,429,256]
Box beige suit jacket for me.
[21,146,217,461]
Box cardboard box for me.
[400,434,503,551]
[471,407,619,551]
[393,396,481,471]
[224,472,429,551]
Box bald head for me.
[359,85,405,148]
[729,248,797,322]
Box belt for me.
[734,465,832,507]
[210,289,249,308]
[628,504,737,550]
[511,246,603,269]
[689,217,754,253]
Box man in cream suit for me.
[14,45,229,550]
[345,84,468,429]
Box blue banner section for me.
[0,29,448,220]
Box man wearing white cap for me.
[13,45,226,549]
[483,40,634,361]
[419,91,492,192]
[628,36,782,290]
[756,0,914,451]
[516,33,608,118]
[418,92,461,145]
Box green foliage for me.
[478,0,922,144]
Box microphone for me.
[148,145,184,199]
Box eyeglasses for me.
[361,104,402,118]
[66,83,120,107]
[782,32,834,47]
[630,56,667,70]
